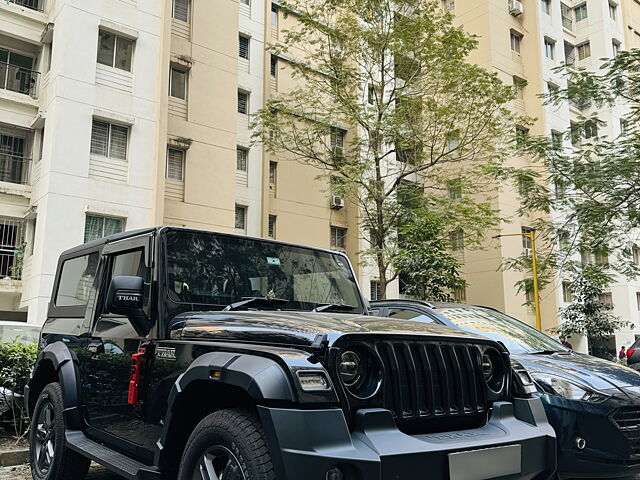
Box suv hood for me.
[170,311,492,348]
[514,351,640,392]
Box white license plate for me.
[448,444,521,480]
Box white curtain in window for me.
[84,215,103,243]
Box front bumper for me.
[259,397,556,480]
[541,392,640,479]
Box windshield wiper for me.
[529,349,570,355]
[312,303,357,313]
[223,297,289,312]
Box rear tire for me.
[177,408,275,480]
[29,382,90,480]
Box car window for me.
[388,308,434,323]
[369,308,381,316]
[108,249,151,310]
[438,306,568,354]
[56,253,100,306]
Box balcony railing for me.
[0,62,39,98]
[4,0,44,12]
[0,154,31,185]
[0,218,25,280]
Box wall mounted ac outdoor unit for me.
[509,0,524,16]
[331,195,345,210]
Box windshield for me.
[165,230,365,312]
[0,325,40,344]
[437,306,569,354]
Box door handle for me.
[88,341,105,355]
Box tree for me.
[515,50,640,281]
[253,0,518,297]
[554,266,632,349]
[393,209,466,301]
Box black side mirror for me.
[106,276,151,336]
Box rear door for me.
[78,237,153,456]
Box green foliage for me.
[514,49,640,280]
[0,340,37,437]
[554,266,633,340]
[254,0,518,296]
[393,210,466,301]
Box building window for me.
[562,281,573,303]
[584,120,598,139]
[551,130,563,148]
[633,245,640,265]
[561,3,573,29]
[238,91,249,114]
[240,0,249,4]
[330,226,347,249]
[558,231,570,250]
[577,42,591,60]
[0,217,25,279]
[268,215,276,238]
[513,76,526,99]
[370,280,382,301]
[172,0,190,22]
[541,0,551,15]
[269,161,277,185]
[609,2,617,20]
[574,3,587,22]
[170,67,187,100]
[599,292,613,306]
[544,37,555,59]
[90,120,129,160]
[453,287,466,302]
[450,229,464,251]
[636,292,640,310]
[448,180,462,200]
[271,4,279,26]
[237,147,248,171]
[516,126,529,147]
[612,40,621,56]
[548,82,560,96]
[270,55,278,77]
[581,249,609,266]
[97,30,133,72]
[166,148,184,181]
[84,215,124,243]
[330,127,345,154]
[510,31,522,53]
[235,205,247,231]
[442,0,455,12]
[522,227,533,255]
[239,35,250,60]
[37,126,45,162]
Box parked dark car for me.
[371,299,640,479]
[626,337,640,371]
[25,228,556,480]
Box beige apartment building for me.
[0,0,638,352]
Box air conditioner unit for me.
[509,0,523,16]
[330,195,345,210]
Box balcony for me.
[4,0,44,12]
[0,62,39,98]
[0,217,25,281]
[0,153,31,185]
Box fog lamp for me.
[326,466,344,480]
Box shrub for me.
[0,340,37,437]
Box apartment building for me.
[0,0,361,325]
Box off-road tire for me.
[29,382,90,480]
[177,408,276,480]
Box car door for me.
[79,240,153,454]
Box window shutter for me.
[109,124,129,160]
[270,55,277,77]
[173,0,189,22]
[90,120,109,157]
[239,36,250,59]
[167,148,184,180]
[236,148,248,171]
[238,91,248,114]
[268,215,276,238]
[235,206,246,230]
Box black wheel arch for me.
[26,342,83,429]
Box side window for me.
[387,308,434,323]
[369,308,381,316]
[56,253,100,306]
[108,249,151,309]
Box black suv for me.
[26,227,555,480]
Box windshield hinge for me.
[311,333,329,352]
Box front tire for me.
[29,382,90,480]
[178,408,275,480]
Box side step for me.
[65,431,161,480]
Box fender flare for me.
[27,342,83,429]
[156,351,296,463]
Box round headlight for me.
[482,354,495,382]
[481,347,506,394]
[338,350,363,387]
[336,347,383,400]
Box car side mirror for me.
[106,276,151,336]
